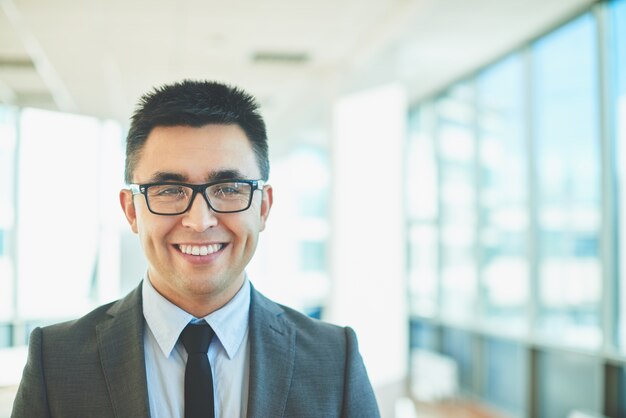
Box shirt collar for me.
[142,276,250,360]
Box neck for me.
[147,272,245,318]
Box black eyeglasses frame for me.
[129,179,265,215]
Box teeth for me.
[179,244,222,256]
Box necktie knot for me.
[180,322,214,354]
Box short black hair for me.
[125,80,269,183]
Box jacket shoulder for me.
[251,287,347,343]
[38,283,142,348]
[250,289,380,417]
[252,288,355,362]
[277,302,347,340]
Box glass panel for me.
[300,241,326,272]
[95,120,125,304]
[532,14,602,348]
[0,105,17,321]
[611,0,626,353]
[438,83,477,323]
[409,319,438,350]
[0,258,14,320]
[476,54,529,335]
[482,338,528,417]
[0,323,13,348]
[440,327,474,392]
[0,323,11,348]
[291,146,330,219]
[120,230,148,295]
[408,224,438,317]
[0,106,16,229]
[250,145,331,313]
[290,147,331,310]
[17,109,101,319]
[536,351,602,418]
[407,105,438,221]
[407,105,439,317]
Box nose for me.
[181,192,218,231]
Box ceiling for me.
[0,0,595,149]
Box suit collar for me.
[246,284,296,418]
[142,276,251,360]
[94,281,296,418]
[97,283,151,418]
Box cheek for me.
[224,216,258,245]
[240,218,263,250]
[136,214,176,247]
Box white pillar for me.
[327,84,408,389]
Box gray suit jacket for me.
[11,283,380,417]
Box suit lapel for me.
[96,284,151,418]
[246,286,296,418]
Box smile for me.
[177,243,224,256]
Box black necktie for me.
[180,322,215,418]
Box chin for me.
[182,274,224,293]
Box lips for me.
[177,243,224,256]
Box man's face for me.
[120,124,272,314]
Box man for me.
[11,80,380,417]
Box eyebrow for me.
[146,169,248,183]
[148,171,186,182]
[208,169,246,182]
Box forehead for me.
[134,124,259,182]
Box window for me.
[250,145,331,313]
[437,83,478,323]
[477,54,529,335]
[536,351,602,418]
[409,319,438,350]
[16,109,124,320]
[406,2,626,416]
[0,105,16,324]
[531,14,602,348]
[611,0,626,353]
[482,338,528,417]
[407,106,438,317]
[300,241,326,272]
[441,327,475,392]
[407,106,438,221]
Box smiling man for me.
[11,80,380,418]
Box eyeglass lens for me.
[146,182,253,214]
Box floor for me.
[413,401,506,418]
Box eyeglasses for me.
[129,179,265,215]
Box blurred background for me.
[1,0,625,417]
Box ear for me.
[259,184,273,232]
[120,189,139,234]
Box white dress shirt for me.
[142,277,250,418]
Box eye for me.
[211,182,245,198]
[150,185,188,198]
[218,185,239,195]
